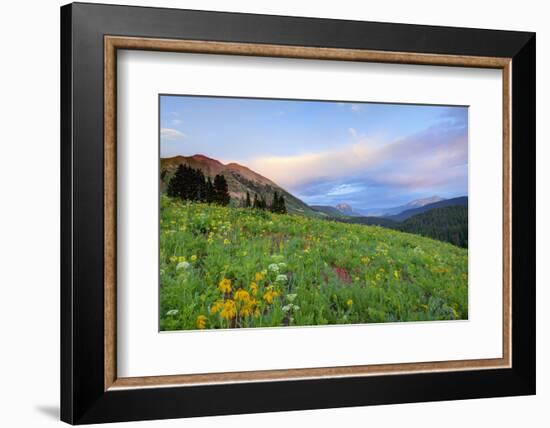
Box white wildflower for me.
[268,263,279,272]
[166,309,179,316]
[275,274,288,283]
[176,261,191,270]
[286,293,297,302]
[282,303,300,312]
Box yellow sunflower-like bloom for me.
[346,299,353,307]
[263,289,280,304]
[254,272,265,282]
[234,288,251,303]
[210,300,224,315]
[218,278,232,293]
[249,282,258,296]
[220,300,237,320]
[190,255,197,261]
[239,302,254,317]
[196,315,207,329]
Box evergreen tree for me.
[252,194,259,209]
[167,164,186,199]
[213,174,230,206]
[180,165,194,200]
[205,177,215,203]
[245,191,251,208]
[270,191,279,212]
[259,195,267,210]
[196,169,207,201]
[278,194,287,214]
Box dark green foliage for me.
[278,194,287,214]
[245,191,251,208]
[213,174,231,206]
[167,165,229,206]
[327,205,467,248]
[269,191,287,214]
[252,193,268,210]
[205,177,215,203]
[388,196,468,221]
[396,205,468,248]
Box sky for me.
[160,95,468,211]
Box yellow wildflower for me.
[239,299,257,317]
[361,256,370,264]
[169,256,178,263]
[218,278,232,293]
[263,289,280,304]
[190,255,197,261]
[255,272,265,281]
[234,288,251,302]
[220,300,237,320]
[346,299,353,307]
[393,270,400,279]
[210,300,224,314]
[249,282,258,295]
[223,239,230,245]
[196,315,207,329]
[178,256,186,263]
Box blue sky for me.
[160,95,468,211]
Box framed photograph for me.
[61,2,535,424]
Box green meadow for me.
[159,196,468,331]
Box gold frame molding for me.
[104,36,512,391]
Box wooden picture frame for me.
[61,2,535,424]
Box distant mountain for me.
[160,155,320,216]
[311,205,349,218]
[335,203,354,215]
[388,196,468,221]
[404,196,446,209]
[358,196,446,217]
[312,203,364,217]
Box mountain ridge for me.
[160,155,320,216]
[388,196,468,221]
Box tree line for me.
[397,205,468,248]
[167,164,230,205]
[240,190,287,214]
[166,164,287,214]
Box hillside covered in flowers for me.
[160,196,468,331]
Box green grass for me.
[160,196,468,331]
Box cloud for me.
[161,128,186,141]
[246,140,381,189]
[348,127,358,138]
[336,102,362,113]
[326,183,365,196]
[171,119,182,125]
[245,119,467,202]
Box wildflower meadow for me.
[159,195,468,331]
